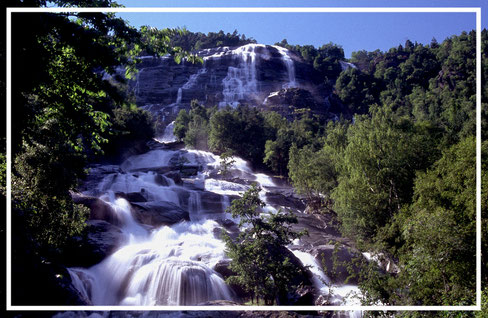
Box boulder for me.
[71,192,121,226]
[115,191,147,203]
[154,173,171,186]
[200,191,226,213]
[213,259,249,301]
[265,191,306,212]
[292,212,348,249]
[131,201,190,226]
[311,245,363,285]
[275,246,316,306]
[65,220,124,268]
[164,171,183,185]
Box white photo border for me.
[6,6,483,312]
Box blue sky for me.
[115,0,486,58]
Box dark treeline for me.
[168,28,257,52]
[175,30,488,309]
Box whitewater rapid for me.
[68,136,360,307]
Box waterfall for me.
[157,121,177,144]
[182,68,207,90]
[68,143,359,307]
[273,45,297,89]
[176,88,182,104]
[219,44,265,108]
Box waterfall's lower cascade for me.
[69,134,361,306]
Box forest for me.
[2,0,487,316]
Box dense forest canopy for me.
[2,0,487,313]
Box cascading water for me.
[273,45,297,88]
[219,44,265,107]
[176,88,183,104]
[68,141,361,307]
[182,68,207,90]
[157,121,177,144]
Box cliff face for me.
[130,44,347,130]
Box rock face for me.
[129,44,341,132]
[131,200,190,226]
[311,245,362,284]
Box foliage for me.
[168,28,256,51]
[288,144,336,210]
[223,184,306,304]
[275,39,344,83]
[208,106,271,167]
[218,150,236,177]
[174,109,190,141]
[9,0,175,250]
[332,105,440,246]
[398,137,476,305]
[336,67,380,114]
[174,100,214,150]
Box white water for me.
[157,121,177,143]
[69,143,361,307]
[273,45,297,88]
[219,44,265,107]
[182,68,207,90]
[340,60,357,71]
[176,88,182,104]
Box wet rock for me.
[272,246,316,306]
[180,166,200,177]
[197,300,241,306]
[131,201,190,226]
[154,173,171,186]
[71,192,121,226]
[66,220,124,268]
[265,191,306,212]
[311,245,363,284]
[164,171,183,185]
[130,44,332,127]
[292,212,348,249]
[200,191,225,213]
[287,285,316,306]
[213,259,249,301]
[115,191,148,203]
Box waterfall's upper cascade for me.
[69,141,363,306]
[129,43,347,130]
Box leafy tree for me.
[288,144,336,211]
[218,150,236,176]
[396,137,476,305]
[168,27,256,52]
[9,0,186,250]
[336,67,380,114]
[263,126,294,176]
[173,109,190,141]
[209,105,270,167]
[332,105,439,245]
[223,184,306,304]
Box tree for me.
[173,109,190,141]
[223,185,307,304]
[335,67,380,114]
[218,149,236,177]
[396,137,476,305]
[288,144,336,211]
[332,105,439,246]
